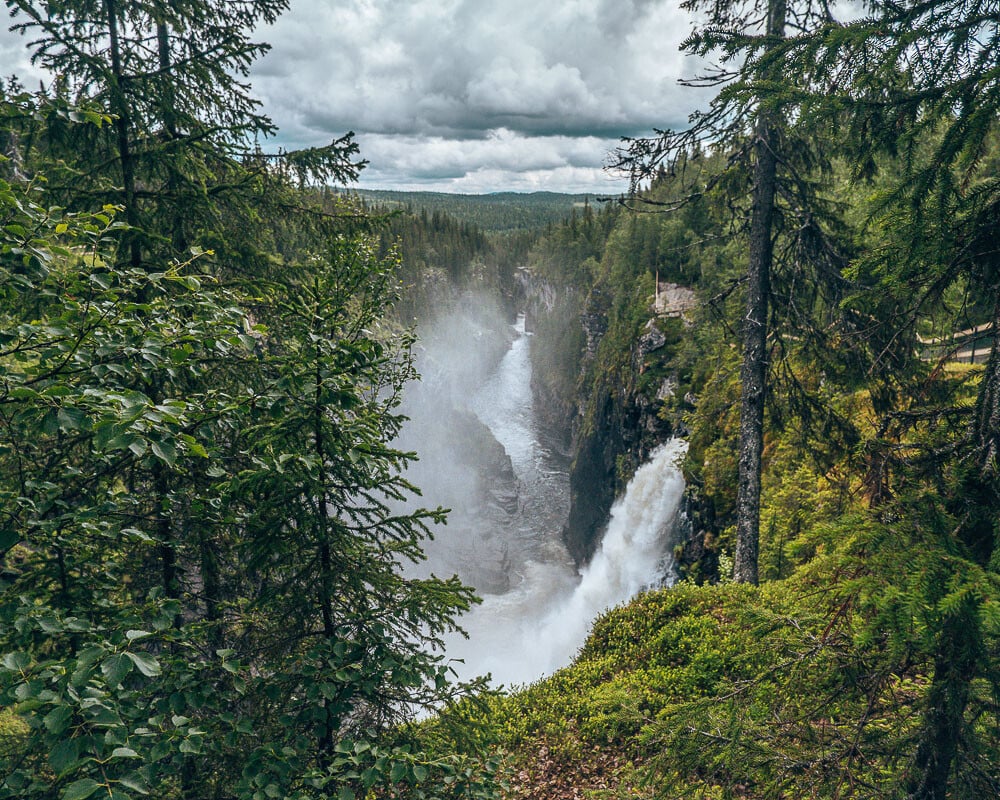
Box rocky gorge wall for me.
[520,269,683,568]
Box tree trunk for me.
[733,0,786,585]
[103,0,141,269]
[905,602,980,800]
[973,297,1000,482]
[155,17,188,255]
[313,336,337,761]
[907,296,999,798]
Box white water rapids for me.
[399,304,687,688]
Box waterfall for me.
[444,438,688,688]
[398,303,687,689]
[529,438,688,665]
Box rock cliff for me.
[522,270,681,568]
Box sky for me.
[0,0,708,194]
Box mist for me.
[396,296,686,688]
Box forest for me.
[1,1,999,799]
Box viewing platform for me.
[653,281,698,318]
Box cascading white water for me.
[444,438,687,687]
[397,302,688,689]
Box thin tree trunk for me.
[733,0,786,585]
[156,17,188,255]
[199,526,224,651]
[104,0,141,269]
[905,602,980,800]
[313,333,337,761]
[973,297,1000,482]
[156,21,178,139]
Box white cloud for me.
[359,127,612,171]
[250,0,705,189]
[0,26,47,88]
[273,0,698,140]
[0,0,709,192]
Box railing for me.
[918,321,995,365]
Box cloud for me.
[0,0,707,191]
[254,0,699,142]
[0,26,47,88]
[249,0,705,189]
[353,129,631,193]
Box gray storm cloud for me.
[0,0,706,191]
[255,0,696,138]
[250,0,704,190]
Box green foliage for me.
[2,2,999,799]
[348,190,596,233]
[455,584,765,757]
[3,0,362,274]
[367,205,502,321]
[0,58,497,800]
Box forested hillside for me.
[345,190,594,233]
[1,0,999,799]
[430,1,1000,797]
[368,203,529,322]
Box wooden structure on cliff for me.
[653,278,698,318]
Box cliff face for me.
[520,269,580,454]
[522,270,679,568]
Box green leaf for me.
[184,439,208,458]
[43,704,73,734]
[125,651,161,677]
[117,773,150,795]
[38,616,64,633]
[75,646,105,670]
[0,528,20,552]
[62,778,102,800]
[2,651,31,671]
[57,406,88,431]
[337,788,355,800]
[150,440,177,466]
[49,738,81,775]
[110,747,139,759]
[149,741,171,762]
[412,765,428,782]
[102,654,133,687]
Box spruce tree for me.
[0,6,498,798]
[771,3,1000,795]
[614,0,845,583]
[4,0,362,269]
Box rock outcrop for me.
[522,272,685,569]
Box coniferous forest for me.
[1,1,999,800]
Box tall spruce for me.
[776,3,1000,795]
[732,0,786,585]
[4,0,361,268]
[0,5,498,798]
[614,0,845,583]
